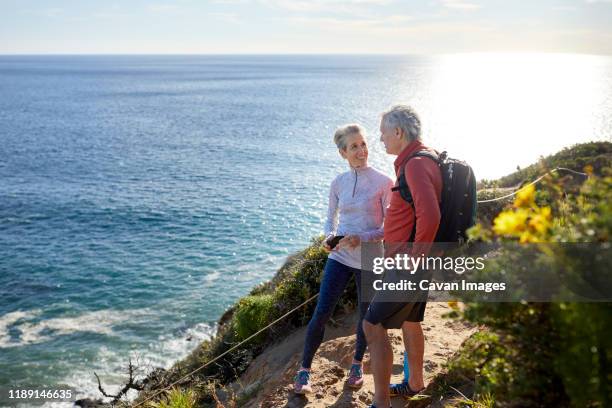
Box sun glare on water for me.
[419,53,612,179]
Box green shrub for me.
[233,294,275,344]
[445,332,513,403]
[459,164,612,406]
[551,302,612,407]
[495,141,611,188]
[147,388,197,408]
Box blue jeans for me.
[301,258,369,369]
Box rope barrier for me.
[128,167,588,406]
[476,167,588,204]
[131,292,320,407]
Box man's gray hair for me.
[334,123,366,150]
[381,105,422,142]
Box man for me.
[363,105,442,408]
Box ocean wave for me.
[55,322,215,403]
[0,309,43,348]
[1,307,215,403]
[149,322,215,367]
[0,308,150,349]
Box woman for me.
[294,124,393,394]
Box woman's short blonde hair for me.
[333,124,366,150]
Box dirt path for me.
[221,303,477,407]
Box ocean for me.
[1,54,611,402]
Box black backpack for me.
[391,150,477,243]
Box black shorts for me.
[362,265,429,329]
[364,300,427,329]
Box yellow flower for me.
[514,183,535,208]
[528,206,552,235]
[493,209,528,236]
[519,231,542,243]
[467,223,492,241]
[519,231,532,243]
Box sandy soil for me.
[220,302,477,407]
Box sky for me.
[1,0,612,55]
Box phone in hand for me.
[326,235,345,249]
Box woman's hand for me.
[322,235,334,252]
[337,235,361,249]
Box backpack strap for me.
[391,150,442,242]
[391,150,440,203]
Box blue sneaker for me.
[389,380,422,397]
[293,369,312,394]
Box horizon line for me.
[1,51,611,58]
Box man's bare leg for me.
[363,320,393,407]
[401,321,425,391]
